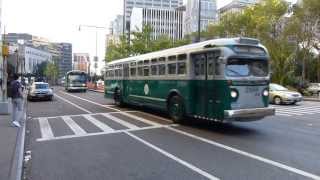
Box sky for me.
[1,0,295,73]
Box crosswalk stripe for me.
[119,112,161,126]
[83,115,114,132]
[62,116,86,135]
[38,118,54,139]
[271,105,320,110]
[278,108,320,114]
[101,113,139,129]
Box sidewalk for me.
[0,114,18,180]
[0,98,27,180]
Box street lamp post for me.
[197,0,201,43]
[78,25,106,76]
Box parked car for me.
[269,83,302,105]
[307,83,320,96]
[27,82,53,101]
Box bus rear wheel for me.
[168,95,185,123]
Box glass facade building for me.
[184,0,217,36]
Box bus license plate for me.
[245,86,259,93]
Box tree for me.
[105,24,191,62]
[44,62,59,85]
[286,0,320,83]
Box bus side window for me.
[144,66,149,76]
[138,67,143,76]
[130,68,136,77]
[178,62,186,75]
[123,64,129,77]
[168,63,177,75]
[151,65,158,76]
[159,64,166,75]
[194,54,205,76]
[207,53,214,76]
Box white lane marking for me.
[134,111,172,123]
[38,118,54,139]
[55,94,92,114]
[62,116,86,135]
[83,114,114,132]
[167,127,320,180]
[33,111,139,120]
[37,124,178,142]
[125,131,220,180]
[101,113,139,129]
[59,91,121,112]
[120,112,161,126]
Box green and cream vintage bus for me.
[104,37,275,123]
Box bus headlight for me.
[263,89,269,96]
[231,90,238,98]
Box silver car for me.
[27,82,54,101]
[307,83,320,96]
[269,83,302,105]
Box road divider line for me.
[38,118,54,139]
[55,94,92,114]
[166,127,320,180]
[120,112,161,126]
[134,111,172,123]
[102,113,139,129]
[62,116,86,135]
[83,114,114,132]
[36,124,178,142]
[59,91,121,112]
[125,131,220,180]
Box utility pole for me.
[197,0,201,42]
[0,27,9,114]
[78,25,106,76]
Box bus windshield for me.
[68,74,86,83]
[226,59,268,77]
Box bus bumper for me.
[224,107,275,122]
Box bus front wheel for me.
[168,95,185,123]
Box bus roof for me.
[107,37,265,66]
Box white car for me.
[27,82,54,101]
[307,83,320,96]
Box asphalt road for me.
[24,87,320,180]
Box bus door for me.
[193,53,207,117]
[193,51,219,119]
[123,63,130,99]
[206,51,220,118]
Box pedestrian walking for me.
[10,74,24,128]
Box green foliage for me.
[44,62,59,84]
[105,24,191,62]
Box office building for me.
[7,45,52,75]
[73,53,90,74]
[123,0,183,33]
[106,15,124,53]
[218,0,260,18]
[56,43,72,78]
[184,0,217,36]
[130,7,184,40]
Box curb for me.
[9,98,27,180]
